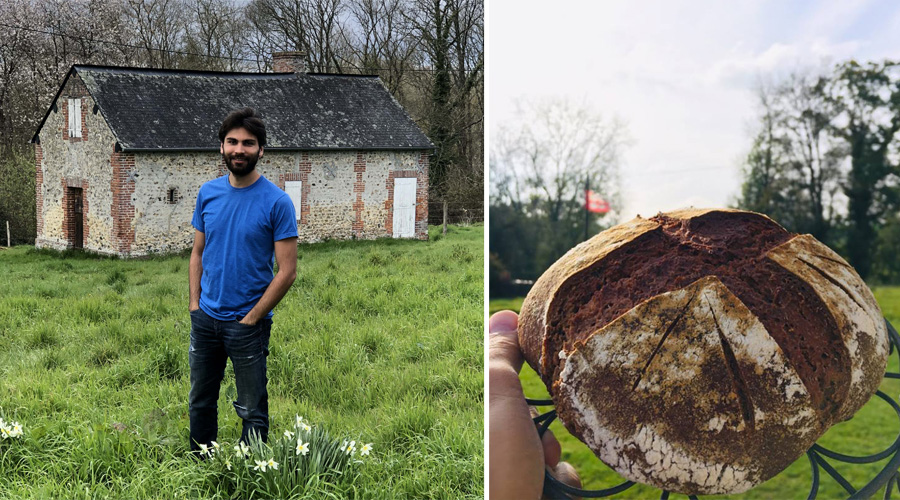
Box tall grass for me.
[0,224,483,499]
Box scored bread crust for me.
[555,276,822,494]
[518,216,660,374]
[766,235,889,422]
[518,208,889,495]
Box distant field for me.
[491,286,900,499]
[0,225,484,499]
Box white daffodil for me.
[283,430,295,440]
[199,443,210,456]
[11,422,23,438]
[300,422,311,432]
[360,443,373,456]
[346,440,357,456]
[296,440,309,456]
[267,458,279,470]
[253,459,267,472]
[339,440,348,452]
[294,415,305,429]
[234,442,250,458]
[225,459,232,471]
[210,441,220,454]
[0,426,9,439]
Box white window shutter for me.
[68,99,74,136]
[73,99,82,137]
[284,181,302,221]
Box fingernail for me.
[489,310,518,334]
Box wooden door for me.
[392,178,416,238]
[72,188,83,249]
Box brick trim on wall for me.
[298,153,311,225]
[61,178,90,248]
[81,98,88,141]
[352,152,366,237]
[35,144,43,238]
[111,151,136,254]
[416,152,429,239]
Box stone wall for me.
[123,149,429,255]
[35,73,118,253]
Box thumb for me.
[489,310,523,373]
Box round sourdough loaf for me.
[518,208,889,495]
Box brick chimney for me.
[272,51,308,74]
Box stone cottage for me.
[31,53,433,257]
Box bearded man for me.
[188,107,298,453]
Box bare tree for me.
[124,0,189,68]
[778,72,845,242]
[182,0,247,71]
[490,98,628,278]
[345,0,416,95]
[247,0,348,73]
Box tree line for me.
[737,60,900,285]
[0,0,483,245]
[489,61,900,298]
[489,99,627,296]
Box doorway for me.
[392,178,416,238]
[67,187,83,249]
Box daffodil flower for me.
[234,442,250,458]
[11,422,23,438]
[296,440,309,456]
[198,443,211,457]
[253,459,267,472]
[284,430,294,440]
[267,458,278,470]
[346,440,357,456]
[210,441,220,454]
[300,422,311,432]
[360,443,373,456]
[340,440,348,452]
[294,415,304,429]
[225,459,232,471]
[0,427,9,439]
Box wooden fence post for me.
[6,221,9,248]
[442,200,448,235]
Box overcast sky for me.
[488,0,900,221]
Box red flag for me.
[585,190,610,213]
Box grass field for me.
[491,286,900,499]
[0,224,484,499]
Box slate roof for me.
[33,64,433,151]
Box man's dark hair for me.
[219,107,267,147]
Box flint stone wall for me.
[35,73,117,254]
[131,150,427,254]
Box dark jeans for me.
[188,308,272,452]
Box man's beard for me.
[224,151,259,177]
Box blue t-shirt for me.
[191,175,298,321]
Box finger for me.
[552,462,581,489]
[542,461,582,500]
[528,406,562,468]
[489,310,523,373]
[541,428,562,468]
